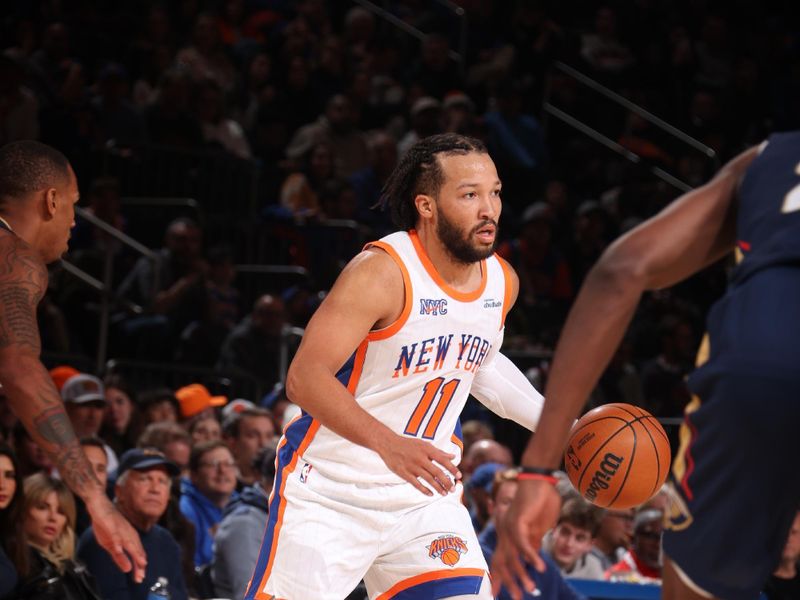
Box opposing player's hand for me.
[377,434,461,496]
[491,479,561,599]
[85,494,147,582]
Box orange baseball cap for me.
[175,383,227,419]
[49,365,81,391]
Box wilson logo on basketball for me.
[584,452,624,502]
[427,535,467,566]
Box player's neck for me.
[413,228,483,291]
[0,209,38,247]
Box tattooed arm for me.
[0,234,146,581]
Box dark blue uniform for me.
[664,132,800,600]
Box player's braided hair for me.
[379,133,487,230]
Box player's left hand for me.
[491,478,561,599]
[376,434,461,496]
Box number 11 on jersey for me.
[404,377,461,439]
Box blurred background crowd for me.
[1,0,799,598]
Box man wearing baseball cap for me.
[62,373,119,474]
[78,448,188,600]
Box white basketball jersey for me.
[282,230,512,488]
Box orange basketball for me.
[564,403,671,509]
[441,548,460,566]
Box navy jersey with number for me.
[731,130,800,285]
[666,131,800,600]
[694,131,800,377]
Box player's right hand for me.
[377,434,461,496]
[85,494,148,582]
[491,478,561,599]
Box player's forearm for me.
[0,354,104,500]
[521,260,643,468]
[285,362,396,453]
[471,352,544,431]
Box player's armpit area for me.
[0,235,47,353]
[597,146,759,292]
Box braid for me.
[379,133,487,230]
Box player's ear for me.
[415,194,434,219]
[44,188,58,218]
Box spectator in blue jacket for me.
[179,440,237,567]
[211,445,276,599]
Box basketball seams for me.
[640,417,665,498]
[570,415,636,499]
[574,418,636,494]
[606,422,636,508]
[569,403,671,508]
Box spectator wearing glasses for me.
[211,445,276,600]
[606,509,663,583]
[179,440,237,567]
[588,507,634,570]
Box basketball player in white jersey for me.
[245,134,545,599]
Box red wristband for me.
[516,473,558,485]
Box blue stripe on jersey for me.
[335,349,358,387]
[453,419,463,444]
[391,574,483,599]
[243,416,315,599]
[285,413,315,449]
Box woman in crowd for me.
[13,473,100,600]
[100,374,141,456]
[0,445,23,598]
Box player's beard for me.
[436,209,498,264]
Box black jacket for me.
[14,548,101,600]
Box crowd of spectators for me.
[1,0,800,598]
[0,0,793,421]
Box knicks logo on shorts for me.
[663,481,694,531]
[427,535,468,566]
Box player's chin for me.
[473,240,497,258]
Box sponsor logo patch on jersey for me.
[419,298,448,316]
[427,534,468,566]
[483,298,501,309]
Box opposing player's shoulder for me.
[0,231,48,291]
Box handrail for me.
[61,207,162,372]
[553,61,718,161]
[105,358,267,400]
[235,264,310,278]
[279,325,305,384]
[120,197,199,210]
[351,0,464,65]
[75,206,159,260]
[431,0,465,16]
[544,102,693,193]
